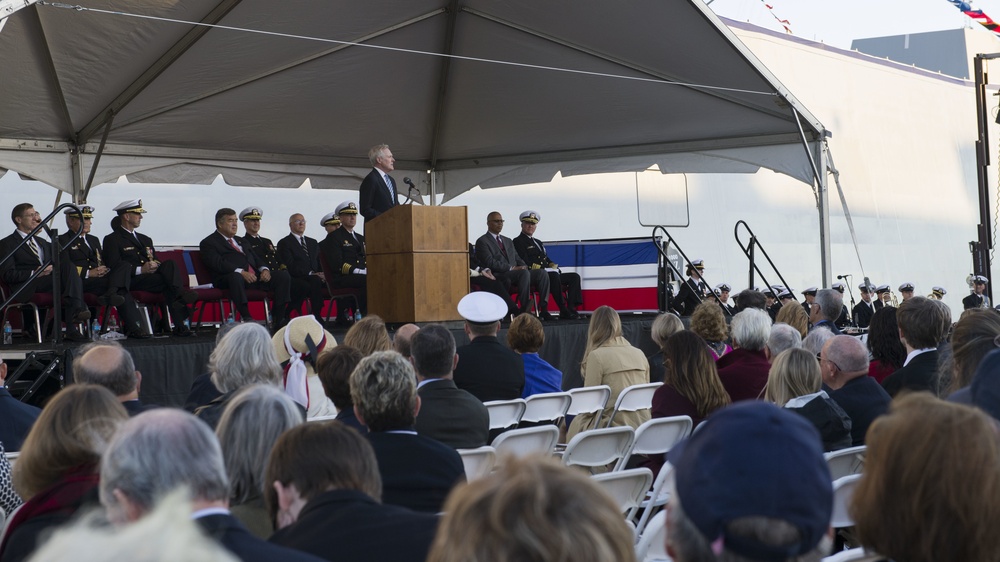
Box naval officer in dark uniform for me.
[673,259,708,316]
[851,283,877,329]
[239,206,283,270]
[963,276,991,310]
[319,202,367,318]
[512,210,581,319]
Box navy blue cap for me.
[669,402,832,561]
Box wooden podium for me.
[365,205,469,323]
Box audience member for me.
[351,351,465,513]
[216,385,304,539]
[809,288,843,335]
[72,341,154,416]
[866,306,905,384]
[944,309,1000,401]
[775,300,809,338]
[821,335,891,446]
[649,330,730,476]
[852,393,1000,562]
[266,422,441,562]
[343,315,392,356]
[566,306,650,439]
[1,385,127,562]
[0,357,41,452]
[392,323,420,359]
[184,323,236,412]
[665,402,833,562]
[195,323,283,428]
[764,323,802,362]
[882,296,945,397]
[802,325,834,358]
[689,301,731,359]
[99,409,321,562]
[0,443,21,525]
[428,455,636,562]
[963,348,1000,420]
[764,348,851,451]
[507,314,562,398]
[716,308,772,402]
[272,316,337,419]
[647,312,684,383]
[733,288,766,313]
[315,346,365,432]
[412,324,490,449]
[452,292,525,402]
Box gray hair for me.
[100,409,229,522]
[73,341,137,397]
[824,335,870,373]
[368,144,389,166]
[814,289,843,322]
[349,351,417,432]
[802,327,835,357]
[215,385,304,505]
[731,309,771,351]
[651,313,684,347]
[766,323,802,358]
[208,323,281,393]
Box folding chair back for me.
[484,399,527,430]
[458,446,497,481]
[627,415,693,458]
[562,426,635,472]
[591,467,654,520]
[634,510,670,562]
[605,383,662,428]
[830,474,862,528]
[4,452,18,470]
[567,385,612,429]
[633,461,675,538]
[824,445,866,480]
[491,425,559,460]
[822,547,885,562]
[307,415,338,422]
[521,392,572,424]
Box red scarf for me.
[0,463,99,555]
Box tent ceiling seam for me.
[27,6,75,143]
[428,0,460,168]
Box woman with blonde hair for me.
[566,306,649,439]
[775,300,809,338]
[688,301,731,359]
[764,348,851,451]
[852,393,1000,562]
[1,385,128,561]
[343,315,392,357]
[647,312,683,383]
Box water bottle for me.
[108,315,119,334]
[2,321,11,345]
[91,319,101,341]
[227,310,236,325]
[354,310,362,323]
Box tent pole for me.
[816,141,831,287]
[430,170,438,205]
[70,145,85,204]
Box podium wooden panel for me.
[366,205,468,323]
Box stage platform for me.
[1,313,661,409]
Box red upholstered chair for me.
[187,250,271,325]
[318,253,362,321]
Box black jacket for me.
[882,350,940,398]
[415,378,490,449]
[320,228,366,276]
[359,168,399,222]
[198,231,266,285]
[277,234,320,279]
[196,513,324,562]
[453,336,525,402]
[367,431,465,513]
[512,233,556,269]
[102,221,157,271]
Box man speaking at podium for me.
[359,144,400,223]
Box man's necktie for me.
[300,236,308,252]
[496,235,508,258]
[229,238,255,275]
[386,175,395,201]
[27,237,40,265]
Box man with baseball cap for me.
[512,210,582,320]
[665,401,833,562]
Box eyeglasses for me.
[490,219,505,223]
[291,220,306,225]
[20,212,40,219]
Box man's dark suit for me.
[319,228,366,313]
[366,431,465,513]
[58,231,143,334]
[453,336,525,402]
[277,233,325,319]
[852,300,876,329]
[825,375,891,446]
[468,244,518,317]
[195,513,324,562]
[199,231,291,320]
[269,489,438,562]
[513,232,582,316]
[121,399,156,417]
[882,350,940,398]
[0,388,41,451]
[416,378,490,449]
[0,231,87,319]
[475,232,550,315]
[359,168,399,223]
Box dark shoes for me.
[559,309,580,320]
[540,311,557,322]
[173,325,196,338]
[98,294,126,307]
[68,307,91,324]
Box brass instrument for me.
[889,291,899,307]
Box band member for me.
[715,283,735,316]
[930,286,947,300]
[898,282,915,302]
[852,283,877,329]
[874,285,891,311]
[830,282,851,329]
[801,287,817,316]
[963,276,991,310]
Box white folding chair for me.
[562,426,636,473]
[617,415,693,471]
[634,510,672,562]
[592,468,654,521]
[822,547,884,562]
[830,474,862,528]
[521,392,572,424]
[457,446,497,481]
[4,452,18,470]
[491,425,560,460]
[307,415,338,422]
[824,445,866,480]
[605,383,662,428]
[484,399,527,430]
[633,461,675,538]
[567,385,612,429]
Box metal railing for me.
[651,225,714,314]
[734,220,798,302]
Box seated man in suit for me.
[882,296,946,397]
[359,144,400,223]
[1,202,90,338]
[512,210,582,320]
[351,350,466,513]
[73,341,155,416]
[411,324,489,449]
[452,292,525,402]
[475,211,552,320]
[267,422,439,562]
[102,199,196,337]
[0,357,41,451]
[468,243,519,318]
[821,335,891,446]
[99,409,323,562]
[319,202,367,322]
[277,213,325,320]
[59,206,147,338]
[199,208,292,329]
